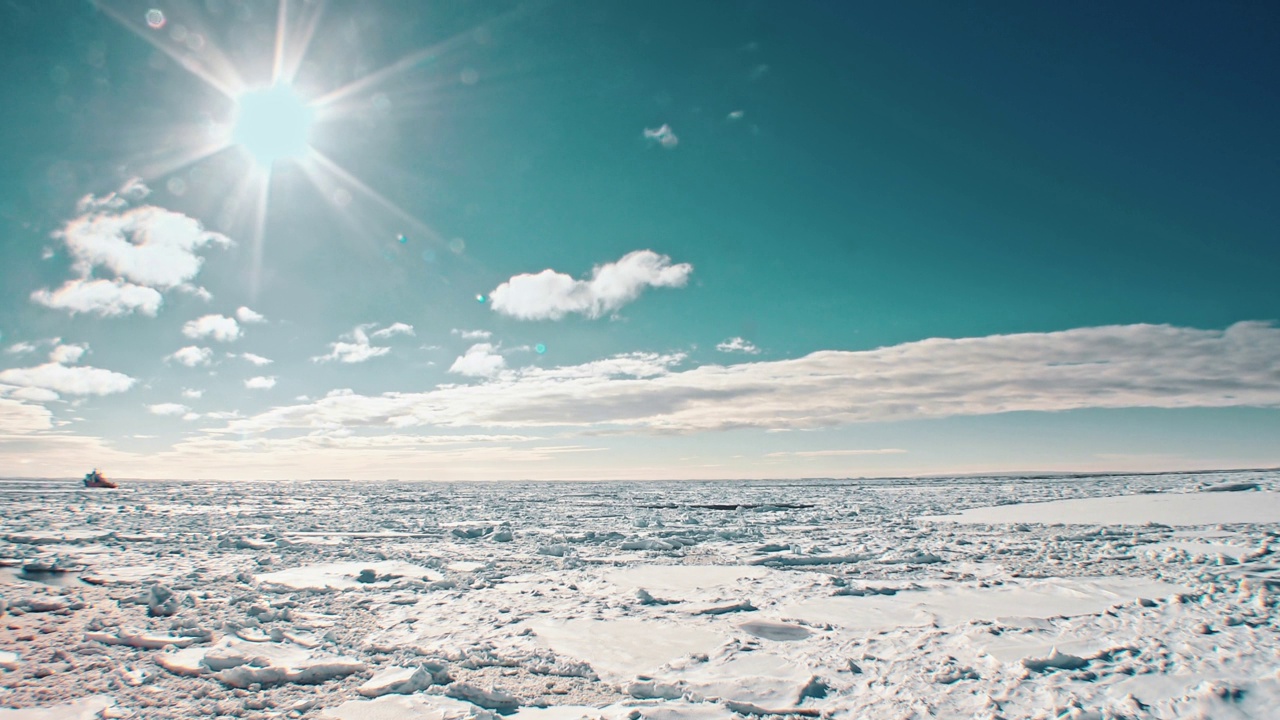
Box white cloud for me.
[0,397,54,434]
[371,323,414,339]
[175,283,213,302]
[167,346,213,367]
[0,363,135,396]
[181,388,204,399]
[148,403,189,416]
[489,250,693,321]
[765,449,906,458]
[9,387,61,403]
[236,306,266,324]
[182,315,241,343]
[182,412,202,421]
[451,329,492,341]
[245,376,277,390]
[55,181,231,290]
[716,337,760,354]
[213,322,1280,436]
[6,342,39,355]
[239,353,274,366]
[448,343,507,378]
[31,278,163,317]
[643,123,679,148]
[312,325,392,364]
[49,343,87,365]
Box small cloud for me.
[182,412,202,421]
[175,283,214,302]
[313,325,392,364]
[448,343,507,378]
[245,376,277,390]
[183,314,241,343]
[31,278,163,317]
[371,322,414,339]
[6,342,39,355]
[167,346,213,367]
[489,250,693,321]
[49,343,88,364]
[181,388,203,399]
[236,306,266,323]
[451,329,492,341]
[148,403,189,416]
[239,352,274,366]
[716,337,760,355]
[643,123,678,149]
[727,110,745,121]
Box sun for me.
[232,83,315,167]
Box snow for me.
[256,560,443,590]
[922,489,1280,525]
[781,576,1185,630]
[0,696,114,719]
[1,470,1278,718]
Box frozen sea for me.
[1,471,1278,719]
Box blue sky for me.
[1,1,1278,480]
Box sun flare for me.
[232,83,315,166]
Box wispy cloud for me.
[181,388,204,399]
[148,403,189,416]
[31,279,162,317]
[166,346,213,367]
[451,328,492,341]
[30,179,231,317]
[448,343,507,378]
[0,397,54,434]
[371,322,414,339]
[213,322,1280,436]
[182,315,241,343]
[0,362,135,397]
[716,337,760,354]
[764,449,906,458]
[643,123,679,148]
[238,353,274,366]
[313,323,407,363]
[489,250,693,321]
[245,376,277,390]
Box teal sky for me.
[1,0,1278,480]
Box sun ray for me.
[91,0,244,99]
[304,149,440,245]
[271,0,289,85]
[129,137,235,186]
[310,2,538,112]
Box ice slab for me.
[256,560,442,590]
[603,565,770,599]
[527,618,724,682]
[154,636,365,687]
[0,696,114,719]
[0,650,18,670]
[319,694,495,720]
[921,491,1280,525]
[781,577,1183,631]
[1151,541,1253,560]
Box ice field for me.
[1,471,1278,719]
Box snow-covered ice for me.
[2,470,1279,718]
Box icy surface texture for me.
[1,470,1278,718]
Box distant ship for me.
[83,469,117,489]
